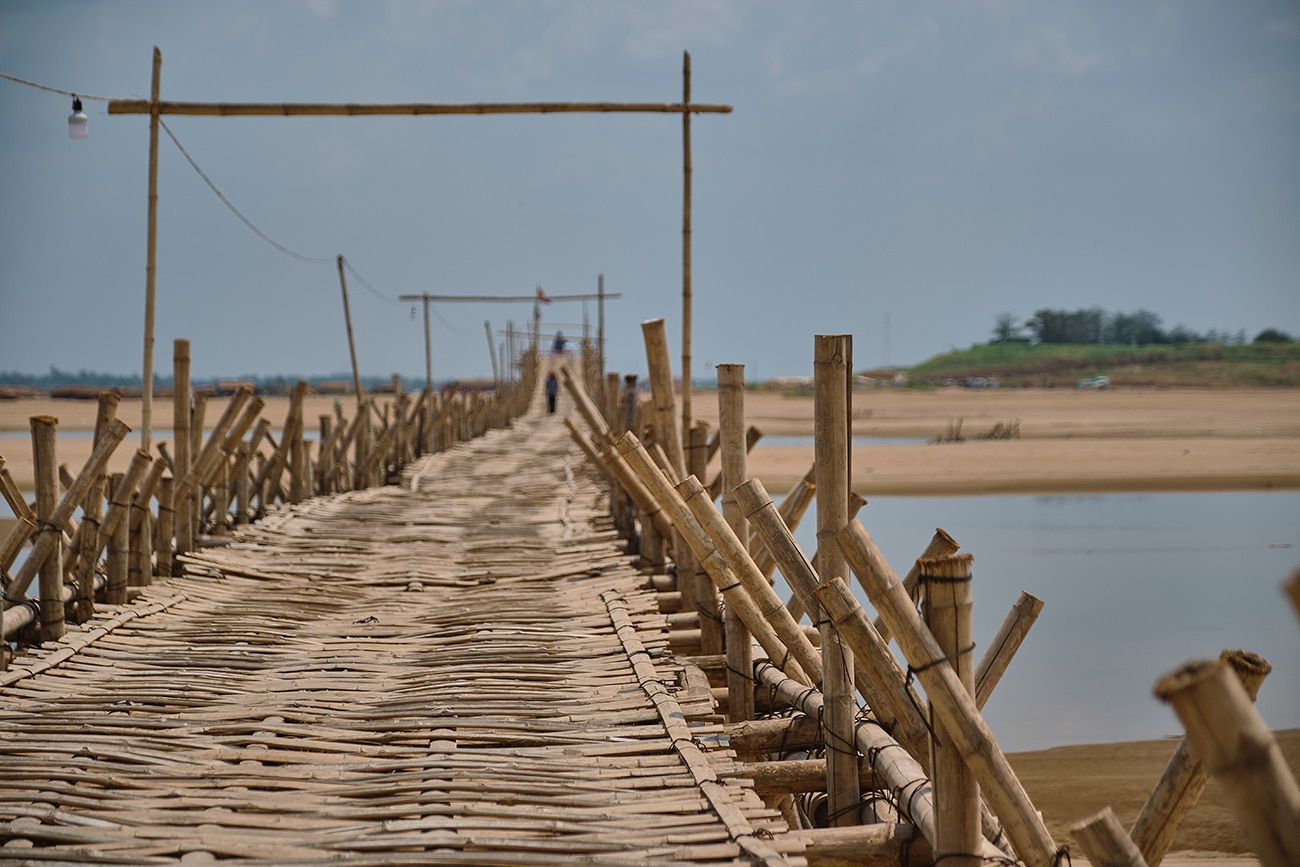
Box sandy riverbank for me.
[2,387,1298,496]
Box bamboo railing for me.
[1,337,538,656]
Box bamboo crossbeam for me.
[974,590,1044,710]
[1129,653,1271,864]
[837,520,1060,867]
[1154,657,1300,867]
[746,758,888,796]
[9,419,131,600]
[801,824,934,867]
[724,716,825,756]
[109,99,733,117]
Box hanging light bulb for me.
[68,96,88,139]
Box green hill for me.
[886,342,1300,388]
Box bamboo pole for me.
[836,520,1060,867]
[559,365,612,442]
[1131,650,1271,867]
[921,554,980,866]
[1153,657,1300,867]
[640,319,685,478]
[813,334,858,827]
[680,51,693,450]
[563,418,615,485]
[141,46,161,455]
[686,419,720,656]
[338,257,364,406]
[706,425,762,500]
[31,417,64,641]
[974,590,1044,710]
[90,450,154,565]
[173,341,192,556]
[155,476,173,578]
[9,419,130,600]
[596,445,674,540]
[1070,807,1148,867]
[784,492,866,624]
[109,98,733,117]
[873,527,961,646]
[104,472,129,604]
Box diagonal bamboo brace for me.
[974,589,1044,710]
[1131,648,1271,867]
[9,418,131,600]
[1154,656,1300,867]
[836,519,1060,867]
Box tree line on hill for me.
[991,308,1295,347]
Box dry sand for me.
[2,388,1297,861]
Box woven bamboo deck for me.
[0,388,803,865]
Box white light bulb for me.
[68,97,88,139]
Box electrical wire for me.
[0,71,116,101]
[340,257,402,305]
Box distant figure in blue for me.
[552,331,566,355]
[545,371,559,414]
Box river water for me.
[786,491,1300,751]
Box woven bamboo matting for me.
[1,391,804,866]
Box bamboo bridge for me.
[3,332,1298,867]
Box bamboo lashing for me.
[1130,648,1271,866]
[1154,657,1300,867]
[9,418,131,600]
[921,554,981,866]
[974,589,1044,709]
[836,520,1060,867]
[872,527,961,645]
[1070,806,1149,867]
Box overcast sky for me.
[2,1,1298,383]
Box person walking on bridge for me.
[545,371,559,414]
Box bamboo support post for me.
[128,493,151,587]
[717,364,752,721]
[10,419,130,600]
[974,590,1044,710]
[85,450,153,572]
[155,476,174,578]
[172,340,192,554]
[1153,657,1300,867]
[615,433,810,685]
[32,417,64,641]
[1070,806,1148,867]
[813,333,858,827]
[686,420,721,655]
[103,472,129,604]
[837,519,1060,867]
[706,425,762,500]
[677,476,822,685]
[921,554,981,866]
[1131,651,1270,867]
[640,319,685,478]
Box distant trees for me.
[990,308,1273,347]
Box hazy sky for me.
[3,1,1298,383]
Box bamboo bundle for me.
[1154,657,1300,867]
[615,433,810,685]
[9,419,131,600]
[837,520,1059,867]
[1131,648,1270,866]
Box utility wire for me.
[160,118,335,265]
[0,70,116,101]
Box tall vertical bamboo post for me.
[338,256,364,406]
[813,334,858,826]
[680,51,693,448]
[173,339,192,556]
[922,554,980,865]
[155,476,174,578]
[837,520,1060,867]
[622,374,641,553]
[597,274,607,402]
[141,46,161,455]
[1154,658,1300,867]
[717,363,752,721]
[641,319,686,479]
[687,420,721,655]
[32,417,64,641]
[104,472,129,604]
[1131,649,1271,867]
